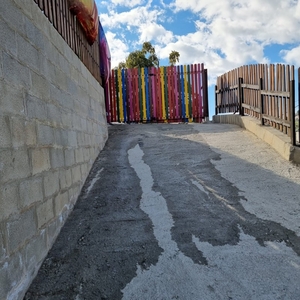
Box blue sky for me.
[96,0,300,117]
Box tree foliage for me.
[117,42,180,69]
[169,50,180,66]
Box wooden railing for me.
[33,0,102,85]
[215,64,297,145]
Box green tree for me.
[169,50,180,66]
[117,42,179,69]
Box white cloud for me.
[281,46,300,65]
[138,23,174,45]
[100,6,161,29]
[100,0,300,82]
[105,31,129,67]
[110,0,145,7]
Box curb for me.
[212,115,300,164]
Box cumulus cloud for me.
[281,46,300,65]
[110,0,144,7]
[104,31,129,66]
[98,0,300,80]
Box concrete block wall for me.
[0,0,108,299]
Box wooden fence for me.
[215,64,298,145]
[33,0,102,85]
[108,64,208,123]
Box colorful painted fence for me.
[108,64,208,123]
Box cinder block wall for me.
[0,0,108,299]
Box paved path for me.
[25,123,300,300]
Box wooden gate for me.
[107,64,208,123]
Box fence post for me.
[259,78,264,126]
[238,77,244,116]
[290,79,296,146]
[298,68,300,145]
[215,85,218,115]
[203,69,209,119]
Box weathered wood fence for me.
[215,64,299,145]
[33,0,102,85]
[108,64,209,123]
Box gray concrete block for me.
[7,208,37,252]
[3,52,31,89]
[68,184,80,207]
[30,70,50,101]
[46,217,61,249]
[25,18,46,53]
[24,230,47,276]
[50,148,65,169]
[72,113,82,131]
[44,171,59,198]
[57,52,71,76]
[11,117,26,148]
[67,77,78,97]
[17,34,39,71]
[69,66,79,85]
[0,149,30,184]
[54,129,68,147]
[0,18,17,57]
[53,67,68,92]
[37,124,54,146]
[80,163,89,180]
[85,134,91,147]
[0,252,25,300]
[31,148,50,175]
[38,52,50,79]
[61,112,73,129]
[0,0,25,33]
[80,118,87,132]
[47,103,62,126]
[74,99,84,117]
[0,181,19,222]
[11,117,36,148]
[0,116,11,147]
[49,83,63,106]
[0,223,6,262]
[60,92,74,111]
[26,93,47,122]
[59,169,72,190]
[68,131,77,148]
[12,0,33,19]
[0,51,2,79]
[24,120,37,146]
[36,198,54,229]
[71,165,82,184]
[83,147,91,162]
[54,191,69,216]
[19,177,43,208]
[64,149,75,167]
[30,2,51,39]
[75,148,84,164]
[77,132,84,147]
[77,91,89,113]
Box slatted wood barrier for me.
[215,64,297,145]
[108,64,209,123]
[33,0,102,85]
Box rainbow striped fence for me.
[107,63,209,123]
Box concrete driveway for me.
[25,123,300,300]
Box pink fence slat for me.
[191,64,196,119]
[195,64,200,120]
